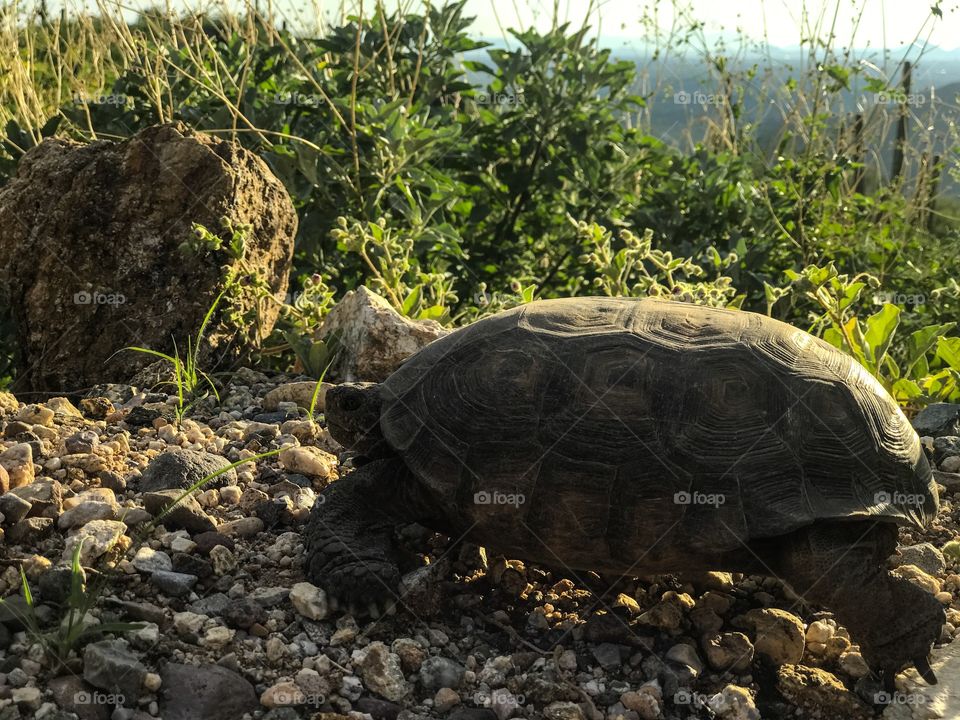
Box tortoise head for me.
[325,382,390,458]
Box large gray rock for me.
[319,286,448,381]
[893,542,946,577]
[159,663,258,720]
[143,490,217,534]
[82,639,147,706]
[139,448,236,492]
[0,122,296,392]
[913,403,960,437]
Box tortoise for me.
[304,297,943,685]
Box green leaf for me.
[892,378,923,402]
[417,305,447,321]
[20,566,34,607]
[862,304,901,368]
[401,286,422,316]
[903,323,955,378]
[823,327,844,350]
[936,336,960,370]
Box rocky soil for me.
[0,382,958,720]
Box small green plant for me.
[0,542,143,669]
[574,221,742,307]
[282,329,341,381]
[0,450,281,667]
[180,219,249,261]
[772,264,960,406]
[453,280,538,323]
[306,357,338,420]
[116,291,224,423]
[332,215,457,322]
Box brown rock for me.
[702,632,754,672]
[0,122,296,392]
[734,608,805,665]
[776,665,872,720]
[6,477,63,515]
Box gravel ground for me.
[0,371,958,720]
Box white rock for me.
[318,286,448,381]
[209,544,237,575]
[62,520,127,564]
[143,672,162,692]
[289,582,329,620]
[15,403,55,426]
[132,547,173,574]
[46,397,82,417]
[11,686,42,710]
[131,623,160,648]
[58,501,118,529]
[201,626,234,650]
[173,611,207,637]
[169,536,197,553]
[806,620,835,644]
[63,488,116,510]
[279,446,338,479]
[708,684,760,720]
[220,485,242,504]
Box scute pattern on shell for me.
[380,298,935,572]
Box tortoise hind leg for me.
[774,521,944,687]
[304,458,417,616]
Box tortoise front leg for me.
[775,521,944,689]
[304,458,415,616]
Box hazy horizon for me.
[96,0,960,51]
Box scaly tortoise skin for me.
[305,297,943,686]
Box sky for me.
[307,0,960,50]
[113,0,960,50]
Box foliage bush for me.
[0,0,958,407]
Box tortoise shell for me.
[379,297,936,571]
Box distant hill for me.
[464,42,960,195]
